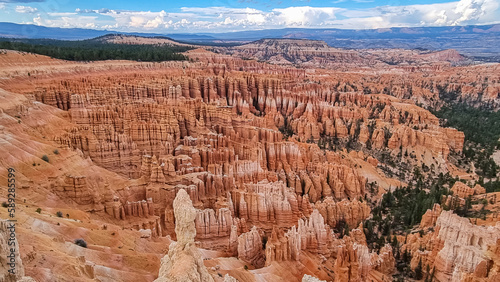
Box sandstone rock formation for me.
[0,220,35,282]
[154,189,214,282]
[265,226,301,266]
[451,181,476,198]
[315,197,370,230]
[226,39,468,69]
[405,210,500,282]
[420,203,443,229]
[298,209,334,256]
[237,226,264,268]
[302,274,326,282]
[334,238,360,282]
[433,211,500,281]
[0,43,493,282]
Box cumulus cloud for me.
[273,6,341,26]
[12,0,500,32]
[335,0,499,28]
[33,15,99,29]
[99,6,341,31]
[181,7,268,26]
[452,0,498,25]
[15,5,37,13]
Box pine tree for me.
[415,258,423,280]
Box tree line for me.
[0,37,192,62]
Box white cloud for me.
[33,15,42,25]
[15,5,37,14]
[338,0,499,28]
[17,0,500,32]
[33,15,99,29]
[0,3,5,10]
[452,0,498,25]
[273,6,341,26]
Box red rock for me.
[237,226,264,267]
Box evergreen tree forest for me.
[433,104,500,192]
[0,37,192,62]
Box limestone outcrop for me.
[50,174,96,206]
[432,211,500,281]
[265,226,301,266]
[334,238,360,282]
[405,211,500,282]
[237,226,264,268]
[298,209,334,256]
[302,274,326,282]
[315,197,370,230]
[226,39,468,69]
[154,189,214,282]
[451,182,487,199]
[420,203,443,229]
[0,220,35,282]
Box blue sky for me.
[0,0,499,33]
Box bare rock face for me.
[265,226,301,266]
[302,274,326,282]
[466,238,500,281]
[299,209,334,256]
[408,210,500,282]
[420,203,443,229]
[334,238,360,282]
[473,184,486,195]
[173,189,197,245]
[0,221,35,282]
[451,182,476,199]
[195,207,232,240]
[226,39,468,69]
[328,232,395,282]
[237,226,264,267]
[433,211,500,281]
[372,244,396,276]
[223,274,238,282]
[50,174,96,206]
[231,181,302,227]
[315,197,370,230]
[154,189,214,282]
[227,225,238,256]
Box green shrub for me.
[1,202,8,208]
[74,238,87,248]
[36,208,42,213]
[53,149,59,155]
[41,155,49,162]
[56,211,63,217]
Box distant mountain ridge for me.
[1,22,500,58]
[0,22,214,41]
[225,38,468,67]
[90,34,194,47]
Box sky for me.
[0,0,499,33]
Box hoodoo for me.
[154,189,214,282]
